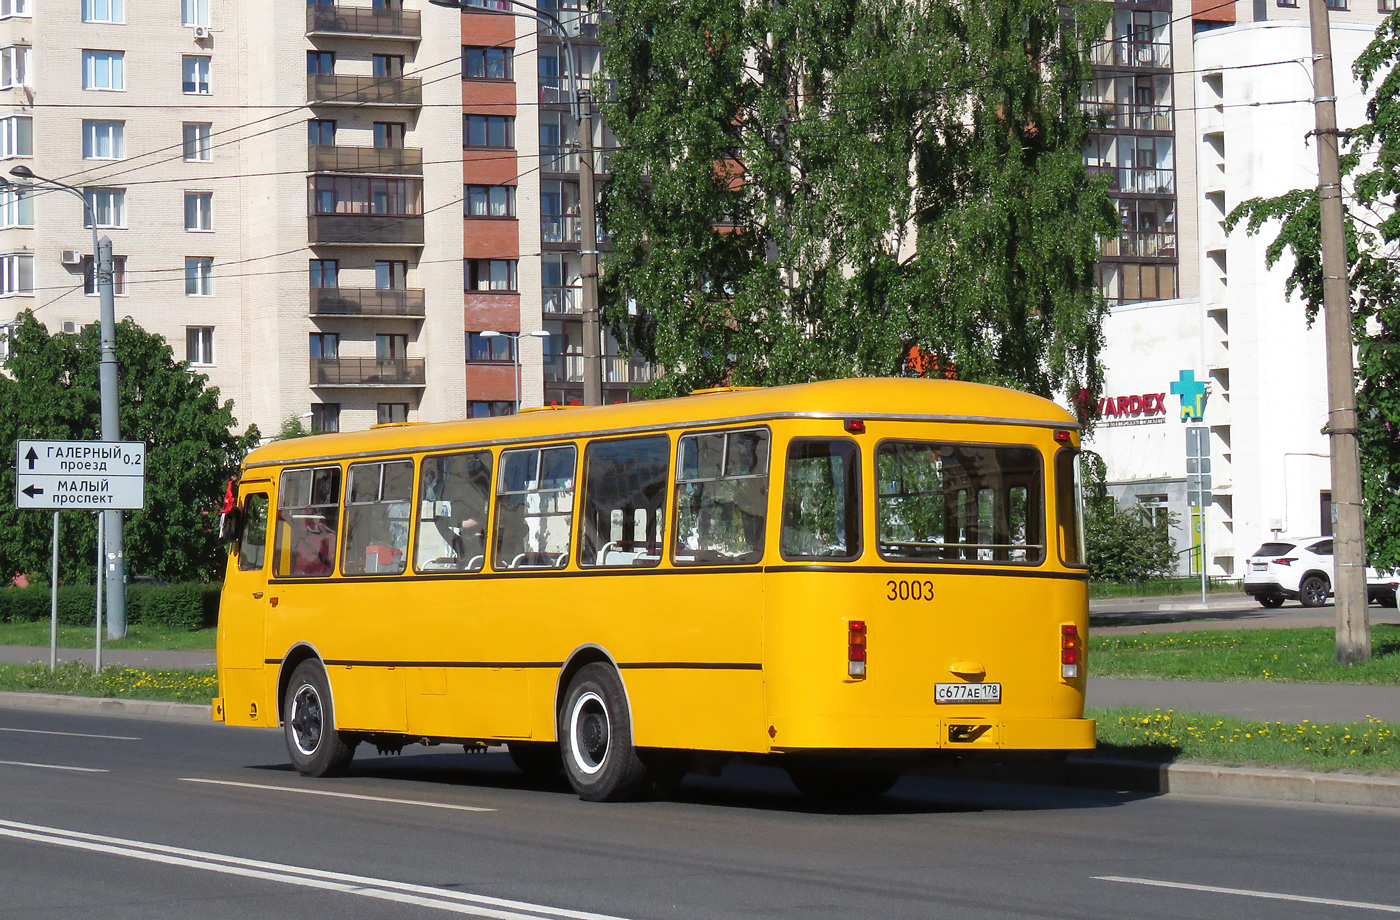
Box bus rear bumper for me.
[767,716,1096,753]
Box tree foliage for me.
[0,312,259,584]
[598,0,1116,402]
[1080,452,1177,582]
[1226,12,1400,571]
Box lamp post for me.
[480,329,551,413]
[430,0,603,406]
[9,164,128,638]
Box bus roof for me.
[244,377,1077,470]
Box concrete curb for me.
[1068,756,1400,809]
[0,691,212,724]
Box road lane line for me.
[0,760,109,773]
[1095,876,1400,914]
[179,777,495,812]
[0,818,631,920]
[0,727,139,741]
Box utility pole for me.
[96,235,128,638]
[1308,0,1369,662]
[579,93,602,407]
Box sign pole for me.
[1200,503,1208,604]
[49,511,58,672]
[95,513,103,674]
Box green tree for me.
[0,312,259,584]
[599,0,1115,401]
[1080,452,1177,581]
[1227,13,1400,571]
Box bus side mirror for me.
[219,508,243,544]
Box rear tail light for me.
[848,620,867,679]
[1061,624,1081,680]
[1275,557,1297,566]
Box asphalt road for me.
[3,707,1400,919]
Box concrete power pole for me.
[1308,0,1369,662]
[579,95,603,407]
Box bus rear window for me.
[876,441,1043,564]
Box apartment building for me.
[0,0,464,437]
[1086,0,1389,576]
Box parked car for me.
[1245,537,1395,608]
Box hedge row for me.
[0,583,220,629]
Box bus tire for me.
[785,758,900,804]
[559,663,648,802]
[283,660,357,778]
[508,740,564,778]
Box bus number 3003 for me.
[886,579,934,602]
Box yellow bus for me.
[214,378,1093,802]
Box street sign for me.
[14,440,146,510]
[1185,427,1212,508]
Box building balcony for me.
[1088,165,1175,195]
[1101,231,1176,259]
[543,285,581,315]
[544,354,655,385]
[311,356,426,387]
[308,213,424,246]
[1091,40,1171,69]
[542,214,581,244]
[1085,102,1172,133]
[308,144,423,175]
[307,5,422,39]
[307,74,422,107]
[310,287,426,318]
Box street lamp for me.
[430,0,604,406]
[481,329,551,413]
[9,164,128,638]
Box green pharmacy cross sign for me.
[1170,370,1208,423]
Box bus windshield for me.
[876,441,1043,564]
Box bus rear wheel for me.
[785,758,900,804]
[559,663,648,802]
[283,660,357,777]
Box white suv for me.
[1244,538,1334,608]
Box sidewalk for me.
[0,645,215,670]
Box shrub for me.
[0,582,219,628]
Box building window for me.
[376,333,407,359]
[1,46,29,89]
[183,122,212,161]
[467,331,514,362]
[182,56,211,94]
[307,51,334,75]
[310,258,338,288]
[373,122,406,148]
[372,54,404,78]
[0,0,30,18]
[465,184,515,217]
[0,253,32,296]
[0,185,31,227]
[375,260,407,289]
[182,0,209,27]
[470,400,514,418]
[81,0,120,22]
[0,115,31,158]
[463,46,512,80]
[1382,0,1397,11]
[377,403,408,424]
[465,258,517,291]
[82,120,122,159]
[185,256,213,296]
[308,119,336,146]
[312,403,340,433]
[185,192,212,231]
[82,255,127,295]
[83,188,126,228]
[309,332,339,358]
[82,50,123,90]
[186,326,214,365]
[1325,0,1348,8]
[308,176,421,215]
[464,115,514,148]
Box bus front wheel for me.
[559,663,648,802]
[283,660,357,777]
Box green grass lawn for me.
[1090,706,1400,775]
[1089,578,1241,599]
[1090,625,1400,684]
[0,621,215,651]
[0,662,217,705]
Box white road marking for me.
[0,726,139,741]
[0,818,630,920]
[179,777,495,812]
[0,760,109,773]
[1095,876,1400,914]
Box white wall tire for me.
[558,663,648,802]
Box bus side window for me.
[415,450,492,573]
[781,439,860,561]
[674,428,769,565]
[342,459,414,576]
[579,435,668,568]
[494,444,576,570]
[273,466,342,578]
[1055,449,1086,567]
[238,493,269,572]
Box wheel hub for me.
[291,685,323,756]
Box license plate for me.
[1252,562,1268,571]
[935,682,1001,704]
